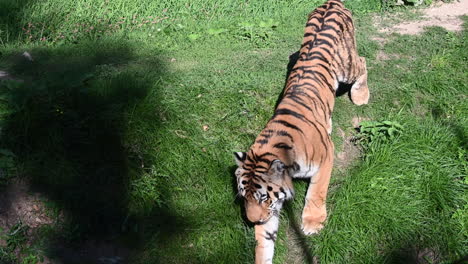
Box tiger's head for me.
[234,151,294,224]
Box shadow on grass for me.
[0,39,193,263]
[431,105,467,151]
[284,204,315,264]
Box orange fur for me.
[234,0,369,262]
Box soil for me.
[378,0,468,35]
[0,179,54,230]
[0,179,130,264]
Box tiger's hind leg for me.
[350,56,370,106]
[301,155,333,235]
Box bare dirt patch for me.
[0,179,131,264]
[334,116,371,171]
[0,179,54,231]
[0,179,56,263]
[379,0,468,35]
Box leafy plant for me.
[355,120,403,147]
[236,19,278,43]
[20,252,43,264]
[0,222,46,264]
[6,222,29,252]
[0,247,16,264]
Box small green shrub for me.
[355,120,403,147]
[235,19,278,44]
[5,222,29,252]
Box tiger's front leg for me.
[301,156,333,235]
[254,206,281,264]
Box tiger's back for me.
[256,0,368,176]
[234,1,369,263]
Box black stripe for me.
[276,108,329,151]
[256,158,271,165]
[314,37,334,49]
[273,143,293,150]
[272,120,304,133]
[284,94,314,114]
[242,163,254,169]
[258,152,278,159]
[292,65,315,71]
[305,23,320,31]
[265,231,277,242]
[256,139,268,145]
[274,108,306,121]
[313,71,335,94]
[305,54,330,64]
[318,32,338,44]
[287,91,320,113]
[279,187,287,197]
[308,76,334,93]
[301,40,314,49]
[234,152,246,161]
[256,177,267,183]
[326,18,345,32]
[276,130,294,142]
[325,11,352,23]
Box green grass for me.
[0,0,467,263]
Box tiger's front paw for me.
[301,217,324,235]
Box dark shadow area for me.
[453,255,468,264]
[284,201,315,264]
[431,105,467,151]
[384,246,442,264]
[0,39,192,263]
[275,51,300,109]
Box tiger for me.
[233,0,370,263]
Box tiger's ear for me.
[234,152,247,166]
[269,160,286,175]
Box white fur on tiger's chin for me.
[254,204,282,264]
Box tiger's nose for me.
[246,202,268,224]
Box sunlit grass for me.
[0,1,466,264]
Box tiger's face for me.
[234,152,294,224]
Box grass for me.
[0,0,467,263]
